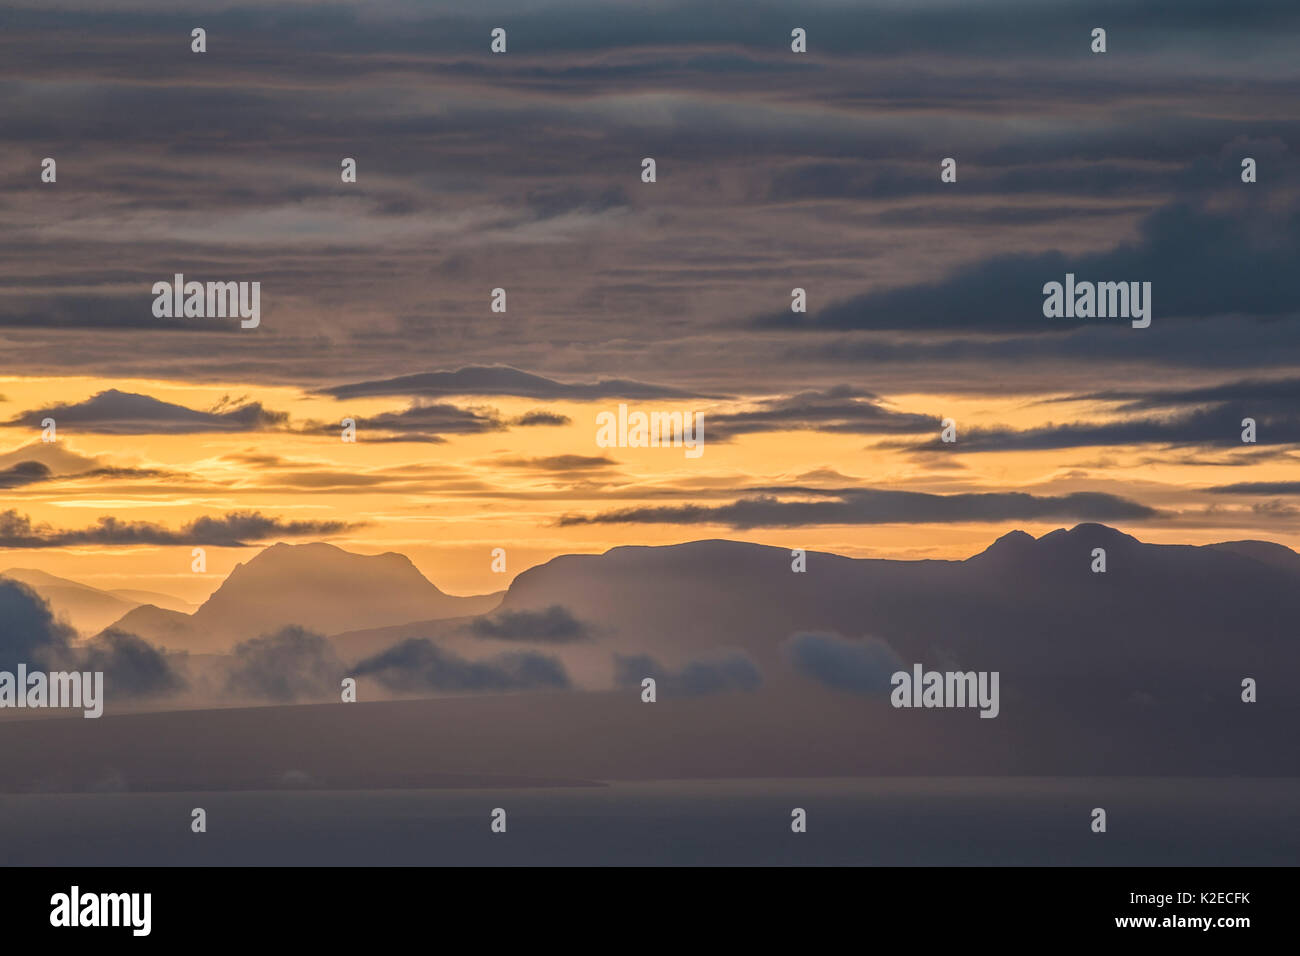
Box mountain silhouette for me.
[94,524,1300,707]
[494,523,1300,700]
[103,541,503,651]
[10,524,1295,786]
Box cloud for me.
[559,487,1158,529]
[77,629,187,697]
[354,638,569,692]
[0,442,100,476]
[511,410,572,427]
[468,605,589,643]
[0,459,173,489]
[1250,499,1297,516]
[0,579,73,669]
[5,389,287,434]
[708,386,938,439]
[524,184,629,219]
[0,580,183,697]
[77,465,177,480]
[613,650,762,697]
[0,293,242,331]
[763,199,1300,332]
[790,315,1300,380]
[1207,481,1300,495]
[7,0,1296,64]
[493,455,616,471]
[908,405,1300,453]
[1077,377,1300,412]
[0,509,359,548]
[1,0,1297,561]
[784,632,902,696]
[1,0,1296,402]
[0,461,53,489]
[328,402,506,442]
[222,626,344,703]
[767,161,1177,205]
[319,366,707,401]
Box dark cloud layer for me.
[468,605,589,643]
[321,367,705,402]
[1080,377,1300,412]
[764,200,1300,333]
[0,461,53,489]
[1208,481,1300,496]
[911,404,1300,453]
[709,386,938,439]
[0,0,1295,399]
[0,294,242,331]
[0,0,1296,551]
[5,0,1297,63]
[560,487,1158,529]
[354,638,569,692]
[0,581,183,697]
[0,510,358,548]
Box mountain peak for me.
[259,541,342,555]
[967,524,1143,567]
[1040,523,1140,547]
[102,540,505,651]
[994,529,1035,546]
[968,529,1036,563]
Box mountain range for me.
[3,520,1294,701]
[2,523,1296,788]
[488,523,1300,701]
[97,542,504,652]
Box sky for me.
[1,0,1298,600]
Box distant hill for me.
[1205,539,1300,575]
[107,589,198,615]
[103,541,503,651]
[497,523,1300,698]
[91,523,1300,705]
[0,568,193,636]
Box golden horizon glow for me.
[2,374,1298,601]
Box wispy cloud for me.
[559,487,1159,528]
[6,389,287,434]
[0,510,360,548]
[320,366,708,401]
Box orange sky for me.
[3,0,1298,605]
[3,373,1297,602]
